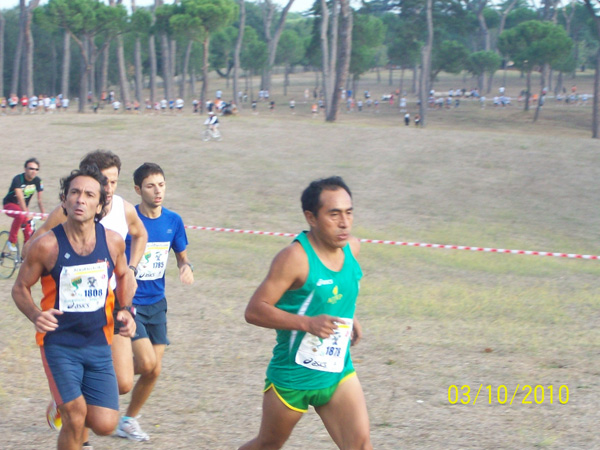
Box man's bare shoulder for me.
[123,199,137,214]
[269,240,308,278]
[348,235,361,257]
[105,228,125,249]
[27,230,58,264]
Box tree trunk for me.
[79,35,90,113]
[88,38,95,101]
[585,0,600,137]
[592,48,600,138]
[327,0,352,122]
[134,37,143,102]
[50,40,57,94]
[99,45,109,97]
[171,38,177,92]
[116,35,131,105]
[190,66,195,100]
[476,0,490,51]
[524,70,531,112]
[261,0,295,92]
[555,71,563,96]
[179,40,192,98]
[160,33,172,100]
[533,65,546,122]
[412,65,417,93]
[61,31,70,97]
[233,0,245,104]
[24,0,40,97]
[399,68,404,97]
[200,35,210,113]
[486,71,494,93]
[11,0,25,96]
[320,0,333,118]
[149,34,157,105]
[419,0,433,127]
[284,63,289,96]
[0,13,4,98]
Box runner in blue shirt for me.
[117,162,195,441]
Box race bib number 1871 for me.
[295,319,353,373]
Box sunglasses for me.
[26,167,39,171]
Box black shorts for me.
[132,298,169,345]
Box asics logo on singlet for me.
[316,279,333,286]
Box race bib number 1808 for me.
[59,262,108,312]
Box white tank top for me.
[100,194,128,240]
[100,194,128,291]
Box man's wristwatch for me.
[129,265,138,277]
[123,305,136,318]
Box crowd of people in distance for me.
[1,93,70,114]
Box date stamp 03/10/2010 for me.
[448,384,569,406]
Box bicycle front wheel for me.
[0,231,18,279]
[202,129,211,141]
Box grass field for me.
[0,70,599,449]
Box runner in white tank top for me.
[101,194,128,240]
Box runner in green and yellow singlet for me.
[240,176,372,450]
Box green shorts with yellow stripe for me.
[264,369,356,413]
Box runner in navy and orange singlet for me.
[12,165,136,450]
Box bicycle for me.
[0,217,39,279]
[202,125,222,141]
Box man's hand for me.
[179,263,194,285]
[307,315,345,339]
[34,309,63,333]
[351,317,363,346]
[116,310,136,338]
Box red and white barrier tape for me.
[2,209,597,260]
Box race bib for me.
[136,242,170,280]
[295,319,353,373]
[59,262,109,312]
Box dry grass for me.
[0,71,599,449]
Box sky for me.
[1,0,316,14]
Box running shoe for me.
[82,442,94,450]
[8,242,17,252]
[116,416,150,441]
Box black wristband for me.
[123,305,136,318]
[129,265,138,277]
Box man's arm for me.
[12,234,61,333]
[22,205,66,259]
[123,200,147,267]
[348,236,363,346]
[36,190,45,215]
[14,188,28,213]
[175,250,194,285]
[106,230,136,337]
[244,243,342,339]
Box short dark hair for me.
[60,165,108,222]
[301,176,352,216]
[79,150,121,173]
[133,162,165,187]
[24,158,40,168]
